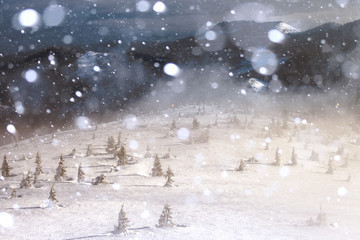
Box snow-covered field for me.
[0,104,359,240]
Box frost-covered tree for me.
[34,152,43,175]
[157,204,174,228]
[164,167,174,187]
[20,170,32,189]
[48,184,58,203]
[265,142,269,150]
[192,118,200,129]
[86,144,93,157]
[151,155,163,177]
[54,155,67,181]
[273,148,282,166]
[290,147,298,166]
[77,164,85,183]
[237,160,246,171]
[1,154,10,178]
[116,145,127,166]
[114,204,130,234]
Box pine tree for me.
[273,148,282,166]
[114,204,130,234]
[20,170,32,189]
[157,204,174,227]
[34,152,43,175]
[54,155,67,181]
[151,155,163,177]
[237,160,246,171]
[86,144,93,157]
[192,118,200,129]
[48,184,58,203]
[290,147,298,166]
[164,167,174,187]
[1,154,10,178]
[77,164,85,183]
[116,145,127,166]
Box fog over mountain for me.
[1,0,360,145]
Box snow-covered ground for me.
[0,104,359,239]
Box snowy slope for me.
[0,103,359,239]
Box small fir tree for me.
[86,144,93,156]
[192,118,200,129]
[54,155,67,181]
[164,167,174,187]
[157,204,174,228]
[20,170,32,189]
[116,145,127,166]
[237,160,246,171]
[273,148,282,166]
[114,204,130,234]
[34,152,43,175]
[151,155,163,177]
[48,184,58,203]
[1,154,10,178]
[77,164,85,183]
[290,147,298,166]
